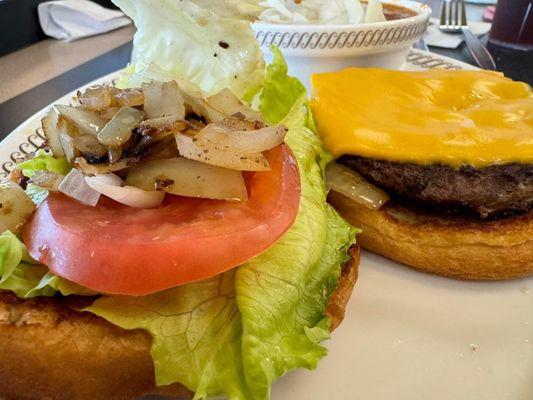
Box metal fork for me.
[439,0,496,70]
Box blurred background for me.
[0,0,118,57]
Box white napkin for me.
[424,17,491,49]
[38,0,131,41]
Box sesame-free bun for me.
[0,246,359,400]
[329,192,533,280]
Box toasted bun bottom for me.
[0,246,359,400]
[329,192,533,280]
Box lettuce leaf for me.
[16,150,71,205]
[112,0,265,99]
[236,49,356,398]
[87,271,252,399]
[86,52,356,399]
[17,149,71,178]
[0,231,94,298]
[259,47,309,125]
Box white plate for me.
[1,51,531,400]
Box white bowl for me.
[252,0,431,89]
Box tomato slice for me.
[22,145,300,295]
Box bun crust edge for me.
[329,192,533,280]
[0,245,359,400]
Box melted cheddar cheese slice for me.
[311,68,533,168]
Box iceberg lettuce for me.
[113,0,265,99]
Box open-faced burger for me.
[0,1,359,399]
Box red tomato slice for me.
[22,145,300,295]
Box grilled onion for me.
[85,173,164,209]
[59,134,78,163]
[98,107,121,121]
[97,106,145,147]
[73,157,139,175]
[180,87,226,122]
[41,110,64,157]
[139,116,188,131]
[58,168,101,206]
[175,133,270,171]
[77,85,112,111]
[0,182,36,233]
[206,88,263,122]
[57,116,107,157]
[196,123,286,153]
[113,88,144,107]
[326,163,390,210]
[143,81,185,120]
[125,158,249,202]
[31,170,64,191]
[55,105,107,136]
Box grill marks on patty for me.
[340,156,533,219]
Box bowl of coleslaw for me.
[253,0,431,89]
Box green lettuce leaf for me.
[259,46,309,125]
[0,231,94,298]
[86,51,356,399]
[17,149,71,178]
[15,150,71,205]
[87,270,252,399]
[112,0,265,99]
[236,48,357,398]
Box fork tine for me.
[452,0,459,29]
[439,0,447,27]
[459,0,468,27]
[447,0,454,28]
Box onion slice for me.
[57,116,107,157]
[85,173,164,209]
[41,110,64,157]
[326,163,389,210]
[196,123,287,153]
[125,157,249,202]
[176,133,270,171]
[206,88,263,122]
[0,182,36,233]
[58,168,101,206]
[143,81,185,120]
[97,106,145,147]
[113,89,144,107]
[73,157,139,175]
[31,170,64,191]
[55,105,107,136]
[77,85,112,111]
[179,86,226,122]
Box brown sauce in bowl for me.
[382,3,418,20]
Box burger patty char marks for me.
[340,156,533,219]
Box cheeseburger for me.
[312,68,532,280]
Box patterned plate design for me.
[254,21,429,50]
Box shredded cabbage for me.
[259,0,385,24]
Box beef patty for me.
[340,156,533,219]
